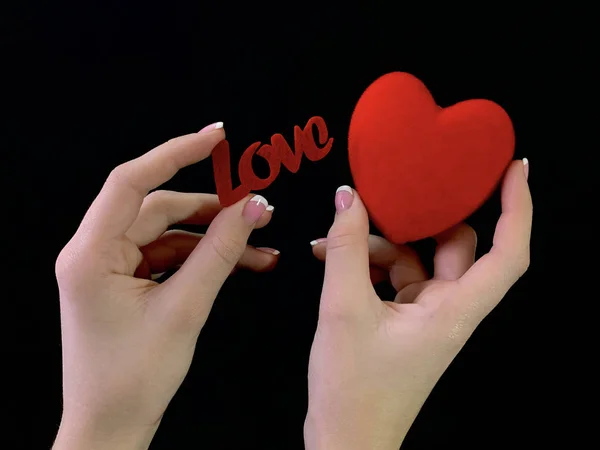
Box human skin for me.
[53,123,280,449]
[52,119,531,449]
[304,160,531,449]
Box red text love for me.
[212,116,333,206]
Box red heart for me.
[348,72,515,244]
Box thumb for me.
[322,186,374,314]
[158,194,269,321]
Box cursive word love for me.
[212,116,333,206]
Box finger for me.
[314,238,388,285]
[127,192,222,246]
[126,191,274,246]
[312,235,427,290]
[137,230,280,276]
[362,235,427,291]
[457,159,532,314]
[321,186,375,314]
[433,223,477,280]
[155,194,270,317]
[78,125,225,241]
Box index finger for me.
[456,159,532,313]
[78,124,225,241]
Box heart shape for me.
[348,72,514,244]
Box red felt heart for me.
[348,72,515,244]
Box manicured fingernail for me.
[199,122,224,133]
[243,195,268,224]
[256,247,280,255]
[266,205,275,212]
[310,238,327,246]
[335,185,354,212]
[523,158,529,181]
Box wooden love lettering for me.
[212,116,333,206]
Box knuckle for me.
[515,252,531,277]
[145,189,167,203]
[505,248,530,281]
[55,242,84,282]
[54,247,72,279]
[209,235,245,266]
[143,190,172,209]
[107,162,131,183]
[106,163,136,191]
[325,230,362,252]
[166,135,186,146]
[107,160,150,195]
[55,234,103,287]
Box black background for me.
[3,3,591,449]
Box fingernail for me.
[523,158,529,181]
[266,205,275,212]
[310,238,327,246]
[243,195,268,224]
[335,185,354,212]
[256,247,280,255]
[199,122,224,133]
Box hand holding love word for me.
[53,123,279,450]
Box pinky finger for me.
[137,230,280,278]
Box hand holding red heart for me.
[305,160,531,449]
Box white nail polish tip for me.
[336,185,353,194]
[310,240,319,246]
[266,205,275,212]
[250,195,268,208]
[215,121,224,129]
[523,157,529,165]
[257,247,280,255]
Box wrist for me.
[304,411,356,450]
[53,416,158,450]
[304,408,407,450]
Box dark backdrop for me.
[3,3,589,449]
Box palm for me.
[393,279,449,304]
[377,225,477,303]
[314,225,477,309]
